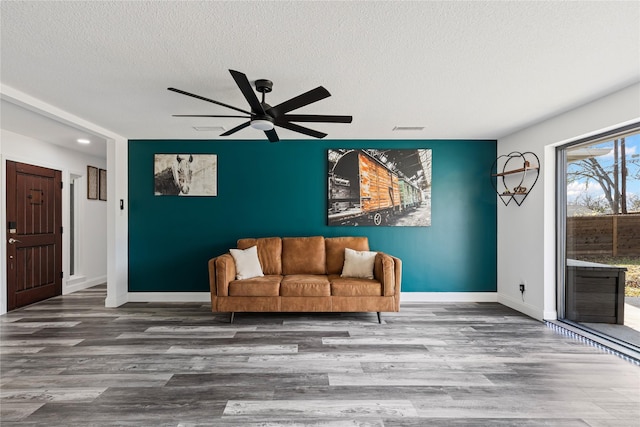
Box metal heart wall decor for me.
[490,151,540,206]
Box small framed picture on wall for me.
[154,154,217,196]
[99,168,107,201]
[87,166,98,200]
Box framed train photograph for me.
[327,149,432,226]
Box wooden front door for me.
[6,161,62,310]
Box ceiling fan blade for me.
[271,86,331,115]
[168,87,253,116]
[220,121,251,136]
[265,129,279,143]
[229,69,266,115]
[172,114,251,118]
[281,114,352,123]
[275,121,327,139]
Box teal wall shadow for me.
[128,139,496,293]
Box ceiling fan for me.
[168,69,352,142]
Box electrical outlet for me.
[519,284,525,293]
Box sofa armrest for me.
[209,254,236,297]
[374,252,399,296]
[390,255,402,296]
[208,257,217,295]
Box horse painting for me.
[154,154,194,195]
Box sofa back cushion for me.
[237,237,282,275]
[325,236,370,274]
[282,236,326,275]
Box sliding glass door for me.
[558,126,640,350]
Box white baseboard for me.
[112,292,547,324]
[63,275,106,295]
[400,292,498,303]
[127,292,211,303]
[101,289,547,323]
[497,293,543,321]
[123,292,498,304]
[105,292,128,308]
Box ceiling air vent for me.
[193,126,226,132]
[393,126,425,131]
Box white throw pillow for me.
[341,247,377,279]
[229,246,264,280]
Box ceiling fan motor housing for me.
[255,79,273,93]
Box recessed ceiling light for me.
[393,126,425,131]
[77,138,91,144]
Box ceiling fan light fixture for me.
[250,118,274,131]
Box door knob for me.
[8,238,21,244]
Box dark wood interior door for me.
[6,161,62,310]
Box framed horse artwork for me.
[154,154,217,196]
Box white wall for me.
[0,129,107,314]
[497,82,640,320]
[105,134,128,308]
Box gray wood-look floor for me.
[1,285,639,427]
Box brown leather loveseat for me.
[208,236,401,323]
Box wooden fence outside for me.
[567,214,640,257]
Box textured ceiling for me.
[1,1,639,156]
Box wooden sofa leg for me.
[230,312,235,324]
[377,312,381,324]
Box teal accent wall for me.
[128,139,496,293]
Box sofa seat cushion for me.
[281,275,331,297]
[228,275,282,297]
[330,277,382,296]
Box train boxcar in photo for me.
[328,149,431,226]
